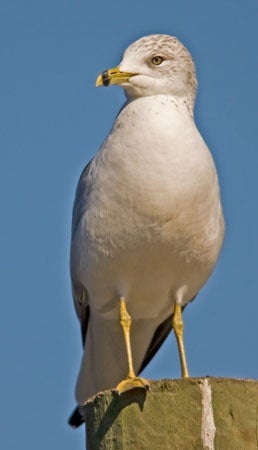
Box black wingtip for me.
[68,407,85,428]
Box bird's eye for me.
[151,55,164,65]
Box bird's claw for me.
[115,376,151,394]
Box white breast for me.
[71,95,224,320]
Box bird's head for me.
[96,34,197,103]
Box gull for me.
[68,34,225,427]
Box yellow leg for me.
[119,297,135,378]
[115,297,150,393]
[172,303,189,378]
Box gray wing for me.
[71,158,95,346]
[68,160,95,429]
[71,158,94,238]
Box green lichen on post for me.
[211,378,258,450]
[83,378,258,450]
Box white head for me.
[96,34,197,107]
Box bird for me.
[68,34,225,428]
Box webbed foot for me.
[115,376,151,394]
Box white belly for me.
[71,96,225,321]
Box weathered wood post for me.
[82,377,258,449]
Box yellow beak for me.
[96,66,137,87]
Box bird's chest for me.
[82,133,220,265]
[75,99,223,281]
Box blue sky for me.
[1,1,257,449]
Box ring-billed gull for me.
[68,34,225,427]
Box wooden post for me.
[83,377,258,449]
